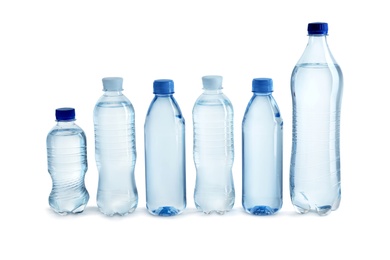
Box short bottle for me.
[242,78,283,215]
[290,22,343,216]
[144,79,186,216]
[94,77,138,216]
[193,75,235,214]
[46,107,89,215]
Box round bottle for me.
[144,79,186,216]
[290,22,343,216]
[94,77,138,216]
[47,107,89,215]
[242,78,283,215]
[193,75,235,214]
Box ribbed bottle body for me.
[94,92,138,216]
[193,91,235,214]
[47,121,89,215]
[290,62,342,215]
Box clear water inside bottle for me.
[193,91,235,214]
[47,123,89,215]
[94,97,138,216]
[290,63,342,216]
[242,94,283,215]
[144,95,186,216]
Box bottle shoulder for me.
[146,96,184,122]
[47,123,86,139]
[243,95,282,122]
[297,40,339,66]
[148,96,181,112]
[145,96,185,128]
[94,93,134,110]
[193,92,233,110]
[291,62,343,88]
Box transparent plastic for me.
[47,110,89,215]
[94,79,138,216]
[242,84,283,215]
[144,89,186,216]
[290,23,343,216]
[193,76,235,214]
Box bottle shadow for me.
[46,206,321,218]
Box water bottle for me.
[144,79,186,216]
[290,22,343,215]
[94,77,138,216]
[46,107,89,215]
[193,75,235,214]
[242,78,283,215]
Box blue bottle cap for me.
[55,107,75,121]
[102,77,123,91]
[153,79,174,94]
[202,75,223,90]
[308,22,328,35]
[252,78,273,93]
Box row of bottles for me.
[46,76,279,216]
[46,22,343,217]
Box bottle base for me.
[291,191,341,216]
[97,206,137,217]
[245,206,280,216]
[195,205,233,215]
[97,192,138,216]
[194,190,235,215]
[148,206,182,217]
[201,209,231,215]
[293,204,334,216]
[49,193,89,216]
[50,203,87,215]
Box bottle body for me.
[193,90,235,214]
[242,93,283,215]
[290,27,343,216]
[47,120,89,215]
[144,94,186,216]
[94,91,138,216]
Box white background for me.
[1,0,389,259]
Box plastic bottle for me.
[193,75,235,214]
[94,77,138,216]
[46,107,89,215]
[290,22,343,216]
[144,79,186,216]
[242,78,283,215]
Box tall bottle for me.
[290,22,343,216]
[242,78,283,215]
[144,79,186,216]
[46,107,89,215]
[193,75,235,214]
[94,77,138,216]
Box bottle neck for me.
[155,93,173,97]
[253,92,272,96]
[57,120,76,126]
[104,90,123,96]
[203,89,223,94]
